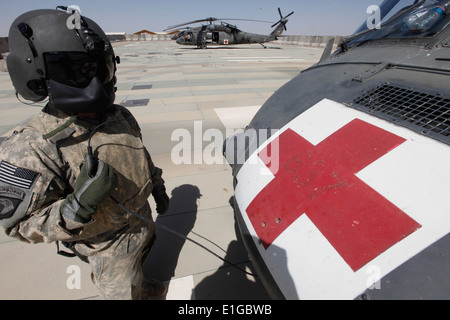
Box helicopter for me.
[223,0,450,299]
[165,8,294,49]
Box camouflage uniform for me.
[0,104,163,300]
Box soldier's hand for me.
[61,159,118,223]
[152,185,169,215]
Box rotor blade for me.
[278,7,282,19]
[271,20,280,28]
[165,15,277,31]
[164,21,199,31]
[165,18,219,31]
[285,11,294,18]
[217,18,274,24]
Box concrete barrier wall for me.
[124,34,173,41]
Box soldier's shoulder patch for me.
[0,162,39,228]
[0,186,25,220]
[0,161,39,190]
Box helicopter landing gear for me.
[260,43,267,49]
[197,41,207,49]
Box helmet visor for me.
[44,51,115,88]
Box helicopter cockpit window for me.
[349,0,450,45]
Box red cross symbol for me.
[246,119,421,272]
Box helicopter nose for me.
[176,38,185,45]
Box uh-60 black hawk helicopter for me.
[165,8,294,49]
[223,0,450,299]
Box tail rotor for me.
[271,8,294,31]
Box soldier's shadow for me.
[143,184,201,282]
[143,185,273,300]
[192,197,271,300]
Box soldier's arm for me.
[118,105,166,189]
[6,197,87,244]
[144,148,169,215]
[119,105,169,214]
[145,148,165,189]
[0,130,86,244]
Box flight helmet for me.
[7,7,120,113]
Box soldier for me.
[0,8,169,299]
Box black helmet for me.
[7,7,119,113]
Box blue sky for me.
[0,0,384,37]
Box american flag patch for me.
[0,161,39,190]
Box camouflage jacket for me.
[0,104,163,247]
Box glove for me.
[152,185,169,215]
[61,159,118,223]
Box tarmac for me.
[0,40,322,300]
